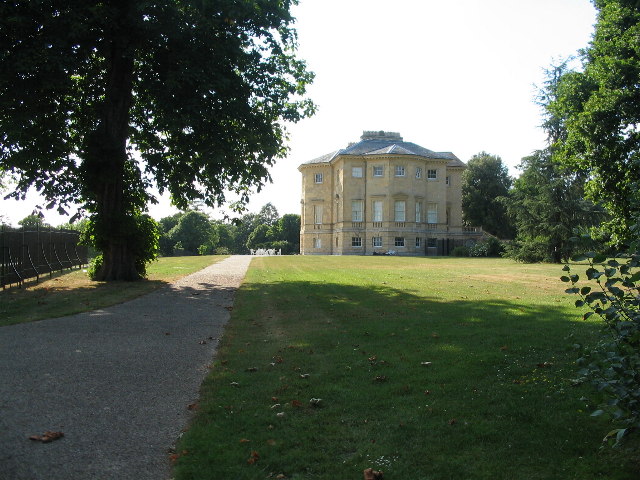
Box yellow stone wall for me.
[300,153,475,255]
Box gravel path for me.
[0,255,252,480]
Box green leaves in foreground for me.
[563,253,640,445]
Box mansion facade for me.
[298,131,482,256]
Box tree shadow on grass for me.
[177,279,640,480]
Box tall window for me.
[313,205,323,224]
[394,201,406,222]
[427,169,437,180]
[313,238,321,248]
[415,202,422,223]
[373,200,383,222]
[427,203,438,224]
[314,172,323,183]
[372,237,383,247]
[395,237,405,247]
[395,165,405,177]
[351,200,364,222]
[352,237,362,247]
[446,175,451,186]
[352,166,363,178]
[415,237,422,248]
[373,166,384,177]
[415,167,422,179]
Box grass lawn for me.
[0,255,227,326]
[174,256,639,480]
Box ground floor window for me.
[352,237,362,247]
[427,238,437,248]
[313,238,322,248]
[372,236,382,247]
[395,237,405,247]
[415,237,422,248]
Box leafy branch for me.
[562,252,640,445]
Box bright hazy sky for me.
[1,0,598,226]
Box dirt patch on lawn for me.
[469,273,563,292]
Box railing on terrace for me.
[0,225,88,289]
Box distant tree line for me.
[3,203,300,258]
[157,203,300,256]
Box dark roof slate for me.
[300,135,465,168]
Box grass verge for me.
[174,256,639,480]
[0,255,228,326]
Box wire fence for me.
[0,225,88,289]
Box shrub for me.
[87,254,103,280]
[451,246,469,257]
[503,236,550,262]
[468,242,488,257]
[81,213,159,278]
[467,237,505,257]
[562,250,640,444]
[484,236,505,257]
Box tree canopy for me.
[545,0,640,244]
[0,0,315,280]
[505,149,606,263]
[461,152,514,239]
[156,204,300,256]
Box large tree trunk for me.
[84,3,139,281]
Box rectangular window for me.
[415,237,422,248]
[415,167,422,179]
[313,205,323,224]
[427,203,437,224]
[415,202,422,223]
[446,175,451,186]
[352,166,363,178]
[394,201,406,222]
[427,169,437,180]
[351,200,363,222]
[373,200,383,222]
[314,172,323,183]
[395,237,405,247]
[395,165,405,177]
[352,237,362,247]
[313,238,321,248]
[427,238,437,248]
[373,166,384,177]
[372,236,383,247]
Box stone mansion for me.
[298,131,482,255]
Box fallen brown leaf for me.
[29,431,64,443]
[363,467,384,479]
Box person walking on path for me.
[0,255,252,480]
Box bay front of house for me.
[298,131,482,256]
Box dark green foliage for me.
[246,223,271,251]
[504,150,606,263]
[157,205,301,256]
[563,249,640,443]
[278,213,302,250]
[167,211,215,255]
[461,152,514,238]
[451,246,470,257]
[82,213,159,279]
[544,1,640,244]
[232,212,262,254]
[17,214,51,229]
[0,1,314,280]
[468,237,505,257]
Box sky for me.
[0,0,598,227]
